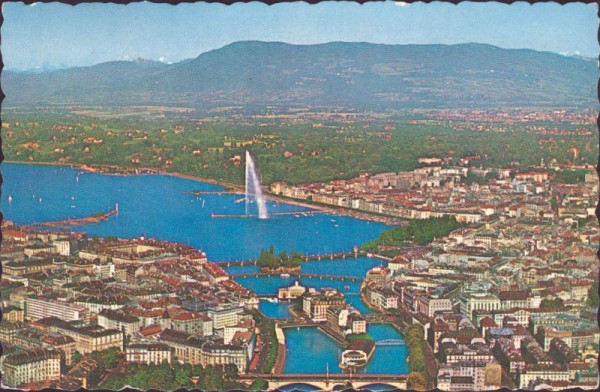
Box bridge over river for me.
[238,373,407,390]
[375,339,405,346]
[215,251,363,266]
[229,272,363,282]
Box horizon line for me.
[5,40,594,73]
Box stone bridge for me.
[238,373,407,391]
[229,272,363,282]
[215,251,362,266]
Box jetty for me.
[28,209,118,228]
[184,190,240,195]
[211,211,325,218]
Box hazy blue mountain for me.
[2,41,597,109]
[6,62,71,74]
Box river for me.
[1,162,408,375]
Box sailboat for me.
[7,195,12,203]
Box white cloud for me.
[159,56,167,63]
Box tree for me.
[550,196,558,211]
[192,363,204,377]
[587,281,599,307]
[174,362,193,388]
[278,251,289,263]
[540,297,564,310]
[93,347,121,369]
[249,378,269,391]
[224,363,239,380]
[148,361,176,390]
[72,351,82,363]
[407,372,426,391]
[203,365,224,391]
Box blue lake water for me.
[1,163,406,374]
[1,163,386,261]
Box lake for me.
[1,162,407,374]
[1,163,386,261]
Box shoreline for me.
[2,160,400,225]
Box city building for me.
[2,348,61,388]
[277,281,306,300]
[207,304,245,330]
[302,289,346,322]
[25,297,89,323]
[126,343,174,365]
[34,317,123,354]
[171,311,213,336]
[98,309,142,337]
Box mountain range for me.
[2,41,597,110]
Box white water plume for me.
[245,150,269,219]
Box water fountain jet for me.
[245,150,269,219]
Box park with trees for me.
[363,216,464,251]
[257,245,304,272]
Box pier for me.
[27,208,118,228]
[184,190,240,195]
[211,211,325,218]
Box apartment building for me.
[2,348,61,388]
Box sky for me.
[2,1,598,70]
